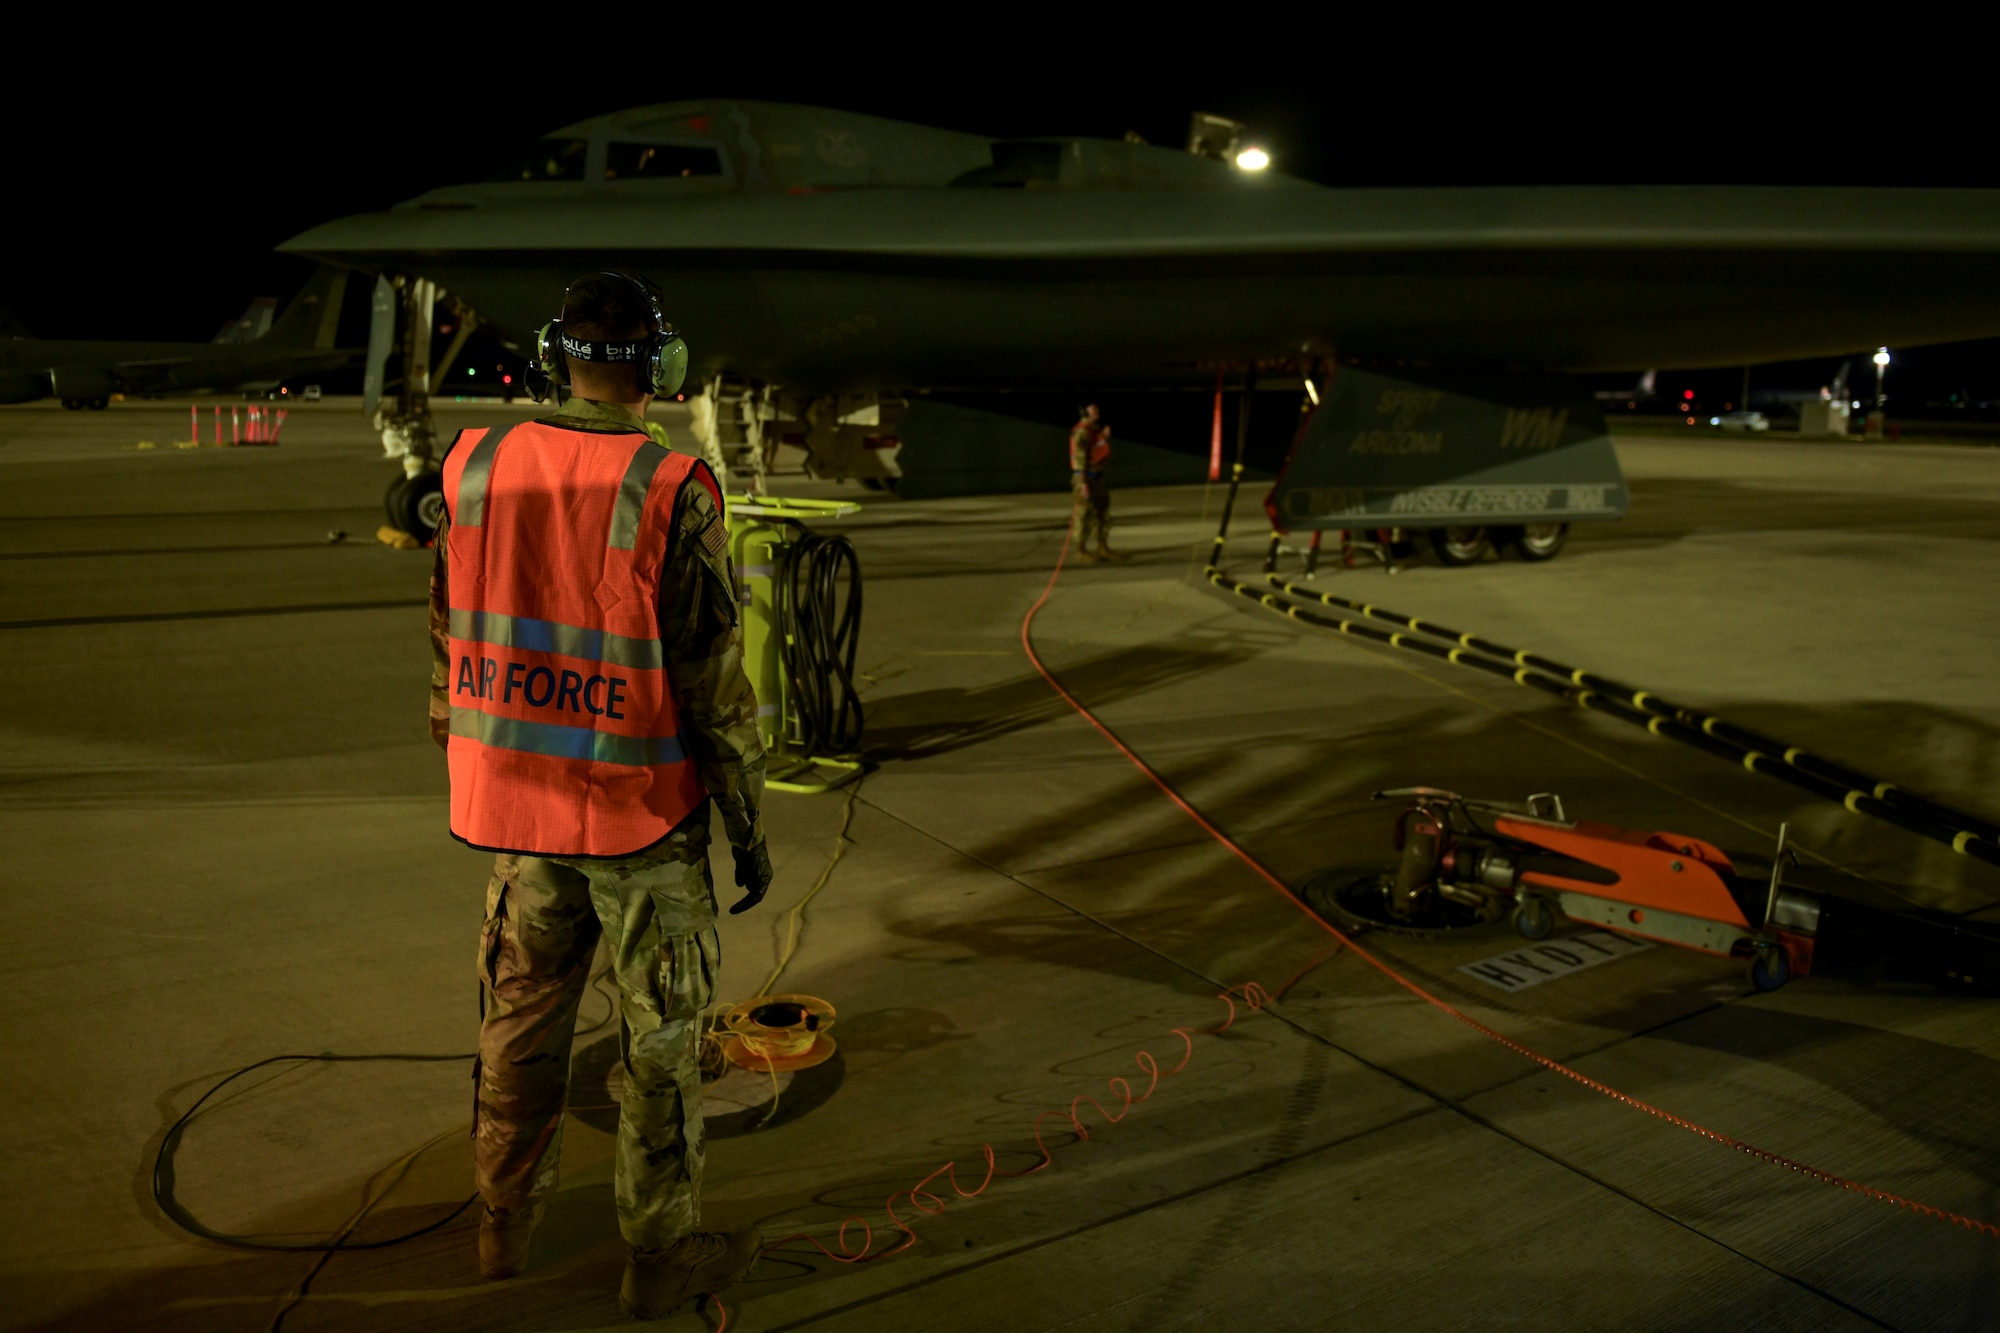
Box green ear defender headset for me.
[527,270,688,403]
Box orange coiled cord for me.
[1018,512,2000,1241]
[760,980,1275,1275]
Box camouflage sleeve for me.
[661,481,767,853]
[428,509,452,749]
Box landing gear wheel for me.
[1750,946,1791,992]
[62,398,84,411]
[86,396,109,410]
[391,472,445,541]
[1428,526,1491,567]
[1512,895,1554,940]
[406,473,446,538]
[384,476,414,530]
[1507,522,1569,561]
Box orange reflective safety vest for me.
[440,419,723,857]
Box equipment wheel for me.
[1749,946,1791,992]
[86,396,109,410]
[62,398,84,411]
[1507,522,1569,561]
[1513,895,1555,940]
[1427,526,1491,567]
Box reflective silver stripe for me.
[609,443,672,550]
[455,425,514,527]
[448,608,662,670]
[450,709,686,767]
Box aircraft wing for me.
[283,181,2000,388]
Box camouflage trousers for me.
[1075,475,1111,549]
[475,819,720,1248]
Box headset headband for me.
[559,331,645,363]
[560,270,674,343]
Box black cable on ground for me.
[778,530,865,756]
[152,1052,478,1253]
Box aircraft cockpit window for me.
[604,143,724,180]
[491,139,590,182]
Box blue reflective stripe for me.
[448,608,662,670]
[455,425,514,527]
[450,709,686,767]
[610,443,672,550]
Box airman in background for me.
[1069,402,1123,561]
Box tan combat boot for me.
[478,1203,542,1280]
[619,1228,762,1319]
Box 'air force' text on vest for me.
[440,418,723,858]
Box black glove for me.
[729,842,773,915]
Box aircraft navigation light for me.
[1873,347,1891,367]
[1234,147,1271,172]
[1304,378,1320,405]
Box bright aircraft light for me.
[1303,378,1320,405]
[1235,147,1270,172]
[1873,346,1891,367]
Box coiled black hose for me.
[777,530,864,755]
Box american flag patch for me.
[699,517,729,563]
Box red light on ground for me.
[1683,390,1694,399]
[502,374,512,385]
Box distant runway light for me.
[1304,378,1320,405]
[1235,147,1271,172]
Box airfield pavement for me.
[3,397,1998,1331]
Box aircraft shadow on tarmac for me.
[1650,1002,2000,1200]
[862,640,1254,762]
[882,689,2000,990]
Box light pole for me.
[1867,347,1890,439]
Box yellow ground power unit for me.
[725,495,866,793]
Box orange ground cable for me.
[1020,515,2000,1241]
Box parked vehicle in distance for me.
[1711,411,1771,432]
[301,385,322,402]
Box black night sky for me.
[14,36,2000,413]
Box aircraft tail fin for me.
[263,265,349,349]
[0,309,31,339]
[213,298,276,344]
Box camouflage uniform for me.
[430,397,765,1248]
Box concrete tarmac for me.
[3,399,1998,1331]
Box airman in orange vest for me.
[427,272,769,1317]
